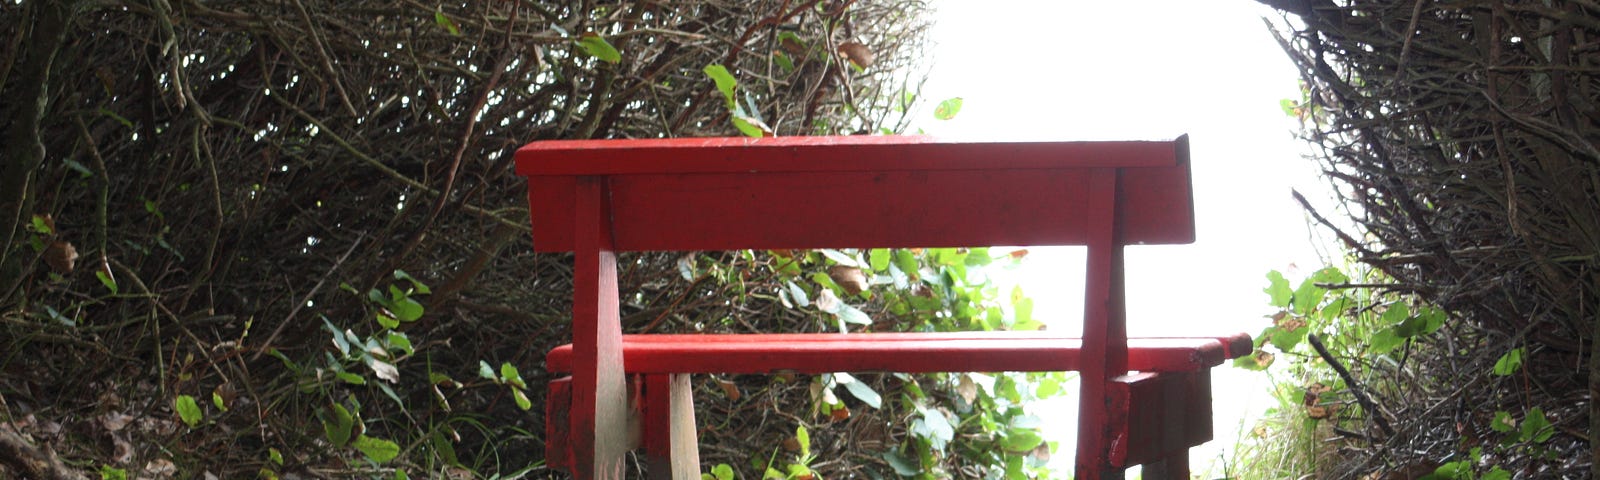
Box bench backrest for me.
[515,135,1193,252]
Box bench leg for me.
[572,176,629,479]
[1076,168,1129,480]
[1139,452,1188,480]
[644,373,699,480]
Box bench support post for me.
[645,373,700,480]
[572,177,629,479]
[1076,168,1128,480]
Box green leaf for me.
[840,376,882,408]
[394,470,409,480]
[431,429,460,465]
[336,371,367,385]
[868,248,891,272]
[95,269,119,294]
[501,362,526,389]
[1481,467,1511,480]
[577,33,621,63]
[390,295,424,322]
[785,280,810,308]
[386,331,413,355]
[933,97,964,120]
[29,215,52,234]
[1269,324,1308,352]
[773,52,794,71]
[1370,327,1405,354]
[1493,348,1523,376]
[796,424,811,458]
[512,387,532,410]
[212,391,228,412]
[99,465,128,480]
[433,10,460,36]
[711,463,735,480]
[730,114,767,138]
[175,395,202,427]
[1291,277,1326,316]
[881,451,920,476]
[268,448,284,465]
[353,435,401,463]
[837,304,873,325]
[393,270,431,294]
[893,250,919,278]
[324,403,354,447]
[703,64,738,108]
[913,406,955,451]
[1490,410,1515,433]
[1001,429,1045,452]
[1265,270,1293,307]
[1521,407,1553,443]
[375,313,400,329]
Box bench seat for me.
[545,332,1252,374]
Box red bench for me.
[515,135,1250,480]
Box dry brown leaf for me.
[44,240,77,273]
[714,377,740,402]
[828,265,868,295]
[955,374,978,405]
[837,42,874,68]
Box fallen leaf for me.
[44,240,77,273]
[837,42,874,68]
[368,359,399,383]
[828,265,868,295]
[715,377,740,401]
[955,374,978,405]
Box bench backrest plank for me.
[516,135,1193,251]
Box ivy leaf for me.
[1490,410,1515,433]
[577,33,621,63]
[1265,270,1293,308]
[1001,428,1045,453]
[1521,407,1553,443]
[840,376,882,408]
[433,10,460,36]
[353,435,401,463]
[711,463,735,480]
[933,97,963,120]
[175,395,202,428]
[837,304,873,325]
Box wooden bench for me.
[514,135,1251,480]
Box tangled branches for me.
[1263,0,1599,477]
[0,0,931,476]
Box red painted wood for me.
[520,136,1193,252]
[1076,168,1128,480]
[544,334,1246,374]
[545,376,575,472]
[517,135,1247,477]
[1107,371,1213,468]
[517,135,1186,175]
[571,177,629,480]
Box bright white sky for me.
[918,1,1332,476]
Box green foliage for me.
[1492,348,1523,376]
[100,465,127,480]
[933,97,963,120]
[577,33,621,63]
[175,395,202,428]
[703,64,769,137]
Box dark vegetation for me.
[0,1,1074,478]
[1254,0,1600,478]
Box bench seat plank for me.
[546,332,1251,375]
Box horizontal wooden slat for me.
[518,136,1194,251]
[544,332,1251,375]
[516,136,1186,176]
